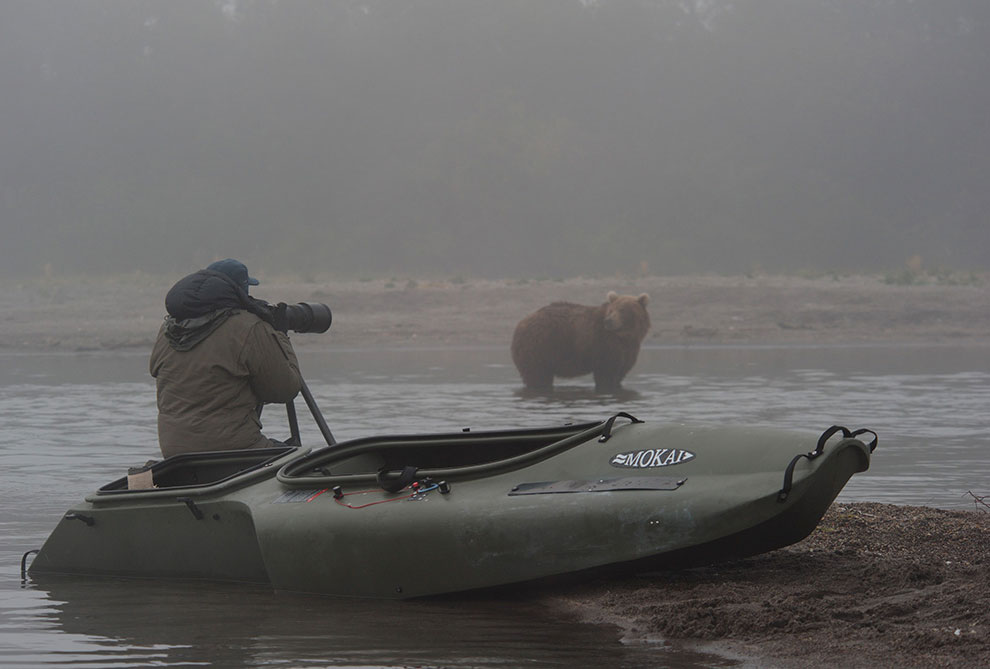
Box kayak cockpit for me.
[277,419,607,487]
[89,446,302,500]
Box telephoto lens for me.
[282,302,332,334]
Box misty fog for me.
[1,0,987,279]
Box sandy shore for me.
[3,271,989,666]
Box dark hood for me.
[161,269,276,351]
[165,269,247,320]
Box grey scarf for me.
[163,308,238,352]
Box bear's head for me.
[603,292,651,340]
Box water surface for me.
[1,344,986,667]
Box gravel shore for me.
[546,501,990,668]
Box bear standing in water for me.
[511,292,650,393]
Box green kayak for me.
[28,413,876,599]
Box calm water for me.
[1,344,987,668]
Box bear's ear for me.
[607,291,618,302]
[638,293,649,306]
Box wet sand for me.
[3,270,989,667]
[547,501,990,668]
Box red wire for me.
[334,488,417,509]
[306,489,329,502]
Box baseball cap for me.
[206,258,260,290]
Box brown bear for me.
[511,292,650,392]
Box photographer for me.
[149,259,302,458]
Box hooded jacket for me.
[149,270,301,458]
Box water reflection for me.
[6,575,732,668]
[515,386,644,403]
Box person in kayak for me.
[149,259,302,458]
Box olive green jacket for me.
[150,310,301,458]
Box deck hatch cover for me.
[508,477,685,495]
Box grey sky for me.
[1,1,987,278]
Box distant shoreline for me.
[2,272,988,353]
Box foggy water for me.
[1,344,987,668]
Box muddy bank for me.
[546,502,990,668]
[1,271,988,352]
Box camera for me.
[274,302,332,334]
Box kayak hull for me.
[30,417,874,599]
